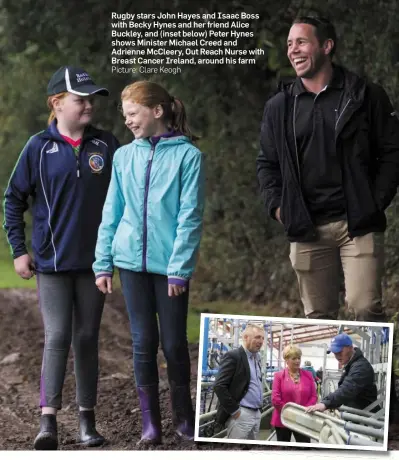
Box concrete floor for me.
[258,428,273,440]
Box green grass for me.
[0,258,124,289]
[186,301,268,344]
[0,244,256,345]
[187,309,201,344]
[0,258,37,288]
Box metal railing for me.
[198,390,272,438]
[280,402,384,447]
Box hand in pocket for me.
[275,207,283,224]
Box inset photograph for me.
[195,314,392,451]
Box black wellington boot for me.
[170,382,195,441]
[390,370,399,425]
[78,410,105,447]
[33,414,58,450]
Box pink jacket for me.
[271,368,317,428]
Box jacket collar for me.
[134,134,190,148]
[343,347,363,371]
[242,346,260,362]
[40,120,102,142]
[279,65,367,137]
[278,64,366,102]
[292,64,345,96]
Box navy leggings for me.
[119,269,191,387]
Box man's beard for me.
[300,52,326,79]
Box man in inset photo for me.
[213,323,265,440]
[305,334,378,413]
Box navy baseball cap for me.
[327,333,353,354]
[47,66,109,96]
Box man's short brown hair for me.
[292,16,337,58]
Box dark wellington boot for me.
[170,382,195,441]
[390,370,399,425]
[78,410,105,447]
[33,414,58,450]
[136,385,162,446]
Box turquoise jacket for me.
[93,135,205,280]
[302,365,317,379]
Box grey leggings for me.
[37,271,105,409]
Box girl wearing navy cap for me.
[94,81,205,445]
[3,66,120,450]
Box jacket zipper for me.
[142,144,155,272]
[292,95,301,182]
[334,98,352,237]
[335,98,351,132]
[291,94,316,237]
[70,143,81,178]
[76,155,81,178]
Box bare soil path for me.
[0,288,397,451]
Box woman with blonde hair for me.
[94,81,205,445]
[271,344,317,443]
[3,66,120,449]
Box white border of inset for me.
[194,313,394,452]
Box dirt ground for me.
[0,288,398,451]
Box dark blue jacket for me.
[321,348,377,410]
[3,121,120,272]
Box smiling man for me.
[257,16,399,322]
[305,334,378,413]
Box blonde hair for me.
[283,345,302,360]
[121,81,199,141]
[47,92,68,125]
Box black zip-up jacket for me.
[213,346,251,425]
[321,348,377,410]
[257,65,399,242]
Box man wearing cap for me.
[305,334,377,413]
[214,324,265,439]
